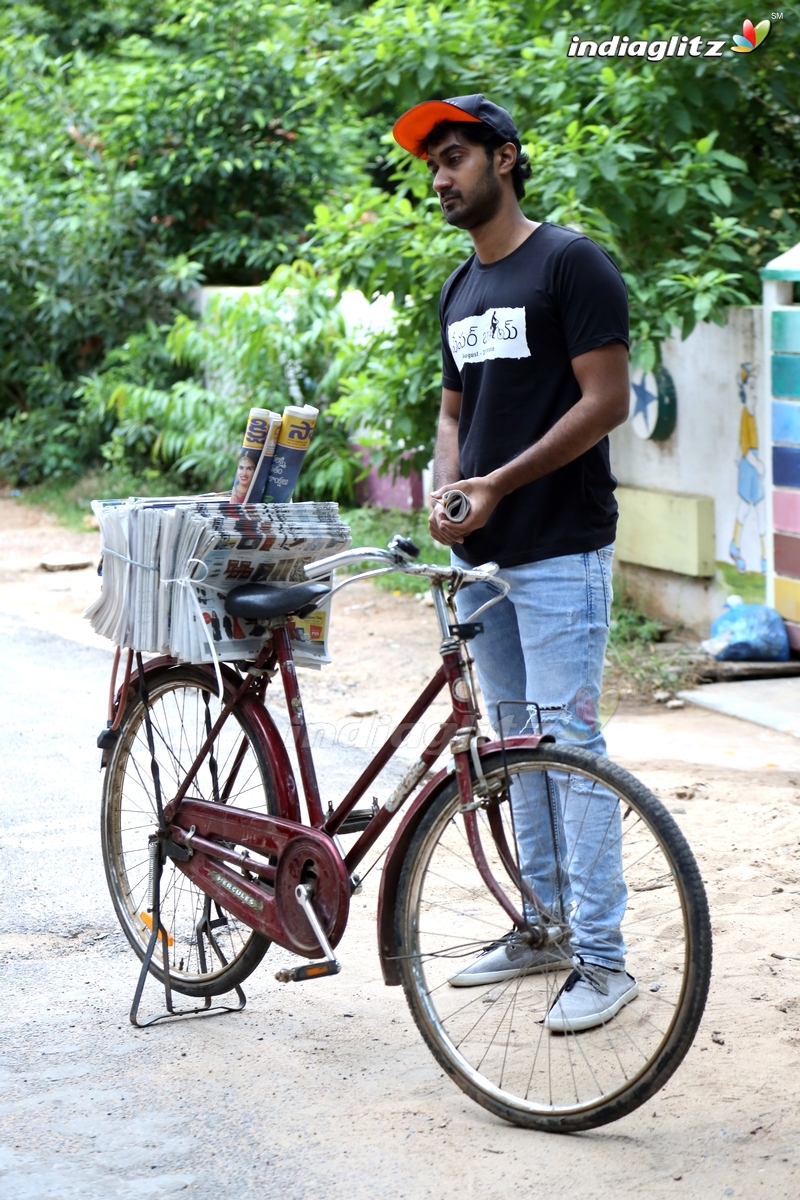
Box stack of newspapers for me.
[85,497,350,668]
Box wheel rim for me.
[403,755,701,1121]
[103,671,274,987]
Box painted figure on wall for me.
[729,362,766,574]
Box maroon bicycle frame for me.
[127,614,545,973]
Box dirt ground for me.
[2,493,800,1197]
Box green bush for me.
[339,506,450,593]
[307,0,798,469]
[2,0,798,490]
[82,262,364,499]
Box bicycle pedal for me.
[275,960,341,984]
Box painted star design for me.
[631,376,657,421]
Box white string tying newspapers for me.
[162,559,226,702]
[91,549,226,699]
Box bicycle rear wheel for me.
[101,664,279,997]
[395,745,711,1131]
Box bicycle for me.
[99,535,711,1132]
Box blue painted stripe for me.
[773,400,800,445]
[773,354,800,399]
[773,445,800,488]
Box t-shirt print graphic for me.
[447,306,531,372]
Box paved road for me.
[2,615,799,1199]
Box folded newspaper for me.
[85,497,350,669]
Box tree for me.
[2,0,798,487]
[306,0,799,471]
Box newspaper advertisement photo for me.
[230,407,282,503]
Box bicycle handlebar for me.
[304,545,499,586]
[303,543,511,623]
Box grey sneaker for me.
[543,963,639,1032]
[448,932,574,988]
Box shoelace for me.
[480,929,516,954]
[557,963,611,999]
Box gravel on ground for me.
[1,495,799,1198]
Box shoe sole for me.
[544,980,640,1032]
[448,958,574,988]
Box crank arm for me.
[275,884,342,983]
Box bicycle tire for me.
[101,664,279,998]
[395,744,711,1132]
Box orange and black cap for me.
[393,94,520,159]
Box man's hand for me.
[428,476,503,545]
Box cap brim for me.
[392,100,483,158]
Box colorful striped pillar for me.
[763,242,800,651]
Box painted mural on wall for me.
[729,362,766,575]
[628,366,677,441]
[610,306,767,609]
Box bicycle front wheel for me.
[395,745,711,1132]
[101,664,279,997]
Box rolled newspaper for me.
[262,405,319,503]
[441,489,471,523]
[246,410,283,502]
[230,408,281,504]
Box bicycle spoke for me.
[397,748,709,1129]
[103,670,276,993]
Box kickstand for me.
[129,837,246,1027]
[129,655,246,1028]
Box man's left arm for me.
[430,341,629,543]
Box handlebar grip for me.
[391,535,420,559]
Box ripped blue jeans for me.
[454,546,627,970]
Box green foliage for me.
[715,561,767,605]
[0,0,360,484]
[340,505,451,592]
[305,0,799,463]
[2,0,799,489]
[609,595,666,647]
[85,263,364,499]
[606,591,697,698]
[0,18,203,480]
[14,464,184,531]
[312,189,471,475]
[72,1,363,280]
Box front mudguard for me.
[377,735,550,985]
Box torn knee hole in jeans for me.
[519,704,571,734]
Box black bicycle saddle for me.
[224,581,331,621]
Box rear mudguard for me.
[115,656,301,824]
[377,735,550,985]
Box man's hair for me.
[419,120,532,200]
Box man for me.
[392,94,636,1031]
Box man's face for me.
[426,131,504,229]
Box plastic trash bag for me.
[701,596,790,662]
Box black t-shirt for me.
[440,222,629,568]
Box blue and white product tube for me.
[230,408,281,504]
[245,411,283,502]
[261,405,319,503]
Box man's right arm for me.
[429,388,463,545]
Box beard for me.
[439,162,503,230]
